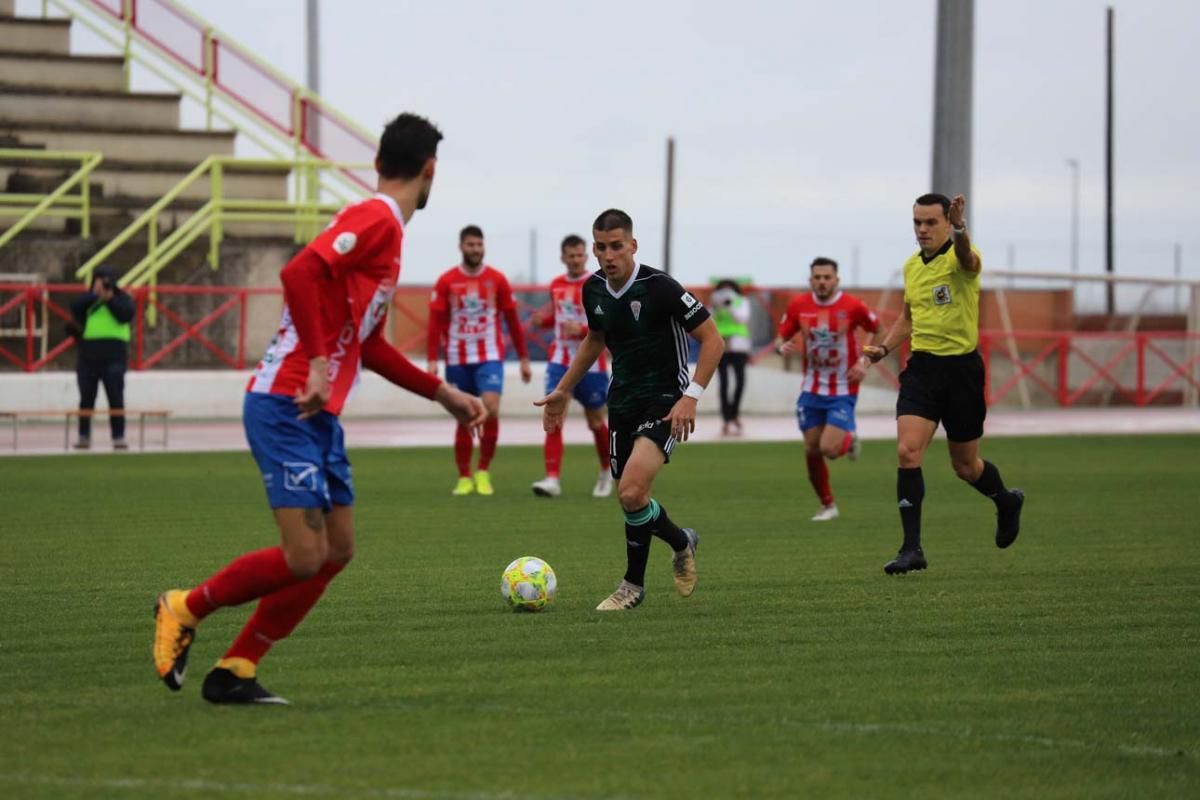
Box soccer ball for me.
[501,556,557,612]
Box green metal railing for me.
[76,157,365,293]
[0,150,103,248]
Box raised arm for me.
[948,194,981,274]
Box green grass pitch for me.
[1,435,1198,799]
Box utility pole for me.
[1105,6,1115,316]
[1066,158,1080,273]
[663,137,675,275]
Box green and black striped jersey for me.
[583,265,710,417]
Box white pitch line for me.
[468,703,1190,762]
[0,774,623,800]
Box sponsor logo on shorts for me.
[284,462,320,492]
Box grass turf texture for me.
[1,435,1197,799]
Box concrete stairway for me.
[0,3,297,283]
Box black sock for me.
[622,505,654,587]
[970,460,1013,507]
[650,500,689,551]
[897,467,924,551]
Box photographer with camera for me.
[710,278,752,436]
[67,266,134,450]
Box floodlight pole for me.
[306,0,320,153]
[931,0,974,225]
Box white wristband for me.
[683,381,704,400]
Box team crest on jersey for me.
[933,284,952,305]
[333,232,357,255]
[630,300,642,321]
[809,327,835,345]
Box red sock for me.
[838,430,853,457]
[544,429,563,478]
[477,417,499,471]
[454,425,473,477]
[592,424,611,470]
[223,560,346,665]
[185,546,298,621]
[805,452,835,507]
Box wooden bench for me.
[0,409,172,451]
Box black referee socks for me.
[970,460,1014,506]
[897,467,924,551]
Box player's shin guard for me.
[593,424,611,470]
[454,425,473,477]
[477,417,499,471]
[622,505,655,587]
[806,452,834,506]
[185,546,299,622]
[544,429,564,478]
[897,467,924,550]
[647,498,688,551]
[223,560,346,665]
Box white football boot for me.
[531,476,562,498]
[592,470,614,498]
[811,503,840,522]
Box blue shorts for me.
[796,392,858,433]
[243,393,353,510]
[545,362,608,410]
[445,360,504,397]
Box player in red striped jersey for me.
[529,234,613,498]
[776,257,881,522]
[427,227,532,496]
[150,113,487,704]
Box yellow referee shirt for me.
[903,240,982,355]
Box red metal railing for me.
[3,283,1198,407]
[85,0,376,189]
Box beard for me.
[463,253,483,268]
[416,186,430,210]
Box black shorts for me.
[608,404,676,480]
[896,350,986,442]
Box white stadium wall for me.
[0,363,896,420]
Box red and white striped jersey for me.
[430,264,516,366]
[247,194,403,415]
[778,290,880,397]
[546,272,606,372]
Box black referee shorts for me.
[896,350,986,442]
[608,404,676,480]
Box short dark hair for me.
[810,257,838,273]
[376,113,443,180]
[560,234,586,252]
[593,208,633,234]
[459,225,484,242]
[914,193,951,217]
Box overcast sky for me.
[48,0,1200,293]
